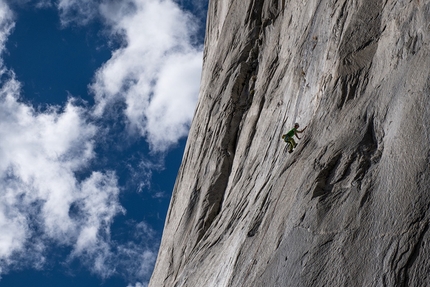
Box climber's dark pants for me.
[286,137,296,151]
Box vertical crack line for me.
[399,223,429,286]
[193,0,266,247]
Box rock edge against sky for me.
[150,0,430,286]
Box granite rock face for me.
[149,0,430,286]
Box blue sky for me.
[0,0,207,286]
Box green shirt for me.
[286,128,297,137]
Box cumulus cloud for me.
[1,88,117,266]
[0,0,204,284]
[0,0,155,280]
[59,0,203,151]
[0,73,124,269]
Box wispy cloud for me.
[68,220,158,280]
[0,1,14,54]
[57,0,99,25]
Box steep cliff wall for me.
[149,0,430,286]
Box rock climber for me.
[282,123,307,153]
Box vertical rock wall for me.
[149,0,430,286]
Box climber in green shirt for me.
[282,123,307,153]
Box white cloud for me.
[0,0,132,278]
[0,71,156,285]
[57,0,98,26]
[0,74,125,266]
[0,1,14,55]
[0,68,143,280]
[72,0,203,152]
[69,220,158,281]
[0,0,204,283]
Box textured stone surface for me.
[149,0,430,286]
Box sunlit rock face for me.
[149,0,430,286]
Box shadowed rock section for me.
[149,0,430,286]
